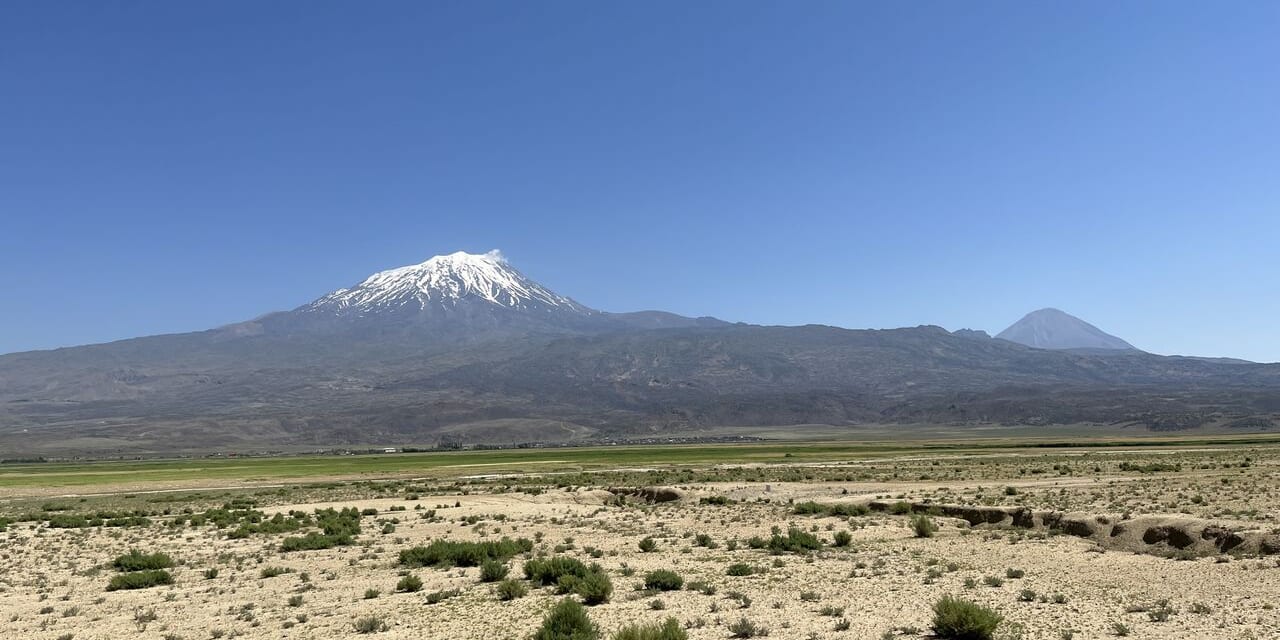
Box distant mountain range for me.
[1,251,1275,456]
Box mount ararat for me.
[1,251,1276,455]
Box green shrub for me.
[643,569,683,591]
[524,556,590,586]
[575,569,613,606]
[106,570,173,591]
[112,550,174,572]
[912,515,938,538]
[832,530,853,547]
[611,617,687,640]
[767,528,822,553]
[639,537,658,552]
[931,595,1002,640]
[315,507,363,537]
[728,617,768,638]
[479,559,509,582]
[280,532,352,552]
[399,537,532,568]
[533,598,598,640]
[47,514,91,528]
[425,588,461,604]
[260,566,290,578]
[354,615,387,634]
[726,563,755,577]
[396,574,423,593]
[496,579,528,601]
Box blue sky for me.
[3,2,1277,361]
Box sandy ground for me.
[3,479,1280,640]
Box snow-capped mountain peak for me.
[303,250,594,315]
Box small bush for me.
[260,566,289,579]
[479,559,509,583]
[106,570,173,591]
[396,574,423,593]
[425,588,461,604]
[611,617,687,640]
[693,533,718,549]
[912,515,937,538]
[931,595,1002,640]
[638,537,658,553]
[767,528,822,553]
[1005,568,1025,579]
[699,496,734,506]
[832,530,852,547]
[400,537,532,568]
[575,570,613,606]
[525,556,591,587]
[728,617,768,638]
[354,615,387,634]
[112,550,174,572]
[496,579,528,601]
[643,569,683,591]
[533,598,598,640]
[726,563,755,577]
[280,532,351,552]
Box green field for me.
[4,433,1280,491]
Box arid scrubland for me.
[3,444,1280,640]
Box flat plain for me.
[3,435,1280,640]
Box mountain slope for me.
[997,308,1136,351]
[0,255,1277,456]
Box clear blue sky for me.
[3,2,1277,361]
